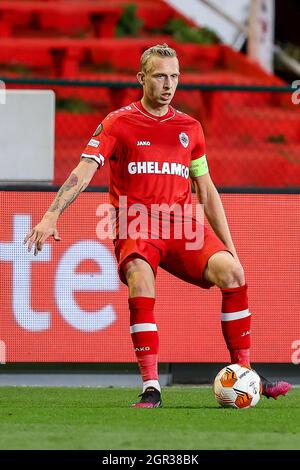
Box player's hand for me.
[24,218,61,256]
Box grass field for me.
[0,386,299,450]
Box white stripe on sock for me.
[130,323,157,333]
[221,309,251,322]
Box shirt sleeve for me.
[189,121,209,177]
[80,118,117,169]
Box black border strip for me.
[0,450,298,463]
[0,185,299,194]
[0,76,295,92]
[218,187,300,194]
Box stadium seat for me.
[0,1,123,37]
[0,37,175,77]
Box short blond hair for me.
[140,43,177,72]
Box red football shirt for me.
[81,101,206,215]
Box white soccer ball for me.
[213,364,261,409]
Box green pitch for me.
[0,386,299,450]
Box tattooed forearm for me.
[59,183,85,214]
[80,157,96,165]
[48,173,86,216]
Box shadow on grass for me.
[155,405,221,409]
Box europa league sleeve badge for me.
[93,123,103,137]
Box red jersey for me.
[81,101,207,212]
[81,102,226,283]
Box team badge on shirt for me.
[93,123,103,137]
[179,132,189,148]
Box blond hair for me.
[140,43,177,72]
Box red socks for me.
[129,287,251,386]
[221,284,251,367]
[129,297,160,390]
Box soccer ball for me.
[213,364,261,409]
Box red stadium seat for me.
[0,1,122,38]
[0,37,175,77]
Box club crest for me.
[179,132,189,148]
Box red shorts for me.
[113,222,230,289]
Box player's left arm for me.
[191,172,241,263]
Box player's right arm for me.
[24,114,116,255]
[24,158,98,255]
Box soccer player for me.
[24,44,291,408]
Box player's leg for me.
[204,251,292,399]
[114,238,164,408]
[124,258,162,408]
[161,242,250,366]
[204,251,250,367]
[159,225,291,400]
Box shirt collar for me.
[133,101,175,122]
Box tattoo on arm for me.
[80,157,97,165]
[59,184,85,214]
[48,173,87,215]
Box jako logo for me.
[241,330,250,337]
[137,141,151,146]
[135,346,150,352]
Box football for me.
[213,364,261,409]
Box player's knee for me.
[219,263,245,288]
[125,263,155,297]
[213,261,245,288]
[128,273,153,295]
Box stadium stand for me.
[0,0,299,188]
[0,1,175,38]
